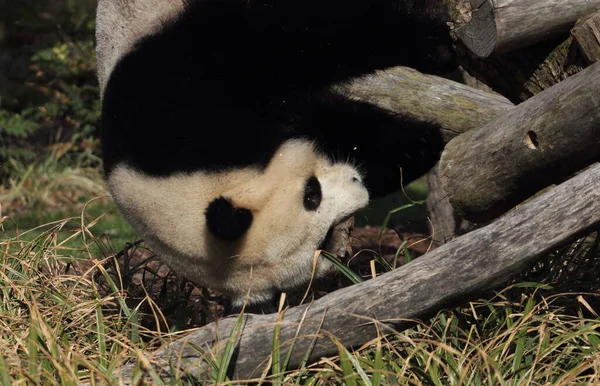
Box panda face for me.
[107,140,368,307]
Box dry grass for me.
[1,215,599,385]
[0,152,106,216]
[1,156,600,384]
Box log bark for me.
[425,67,508,247]
[338,66,513,143]
[426,164,475,246]
[439,60,600,223]
[114,162,600,383]
[572,10,600,64]
[452,0,600,58]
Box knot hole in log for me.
[525,131,539,150]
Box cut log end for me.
[454,0,498,58]
[572,11,600,64]
[452,0,600,58]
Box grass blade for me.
[320,251,363,284]
[212,313,245,384]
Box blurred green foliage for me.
[0,0,100,180]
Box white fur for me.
[108,140,369,305]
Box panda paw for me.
[205,196,253,240]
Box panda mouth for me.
[317,227,335,251]
[316,215,354,256]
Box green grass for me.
[0,152,138,256]
[286,286,600,385]
[0,226,159,385]
[2,197,138,257]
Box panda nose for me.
[351,173,363,184]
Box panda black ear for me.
[205,196,253,240]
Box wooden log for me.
[338,67,513,143]
[572,11,600,64]
[439,61,600,223]
[447,1,591,104]
[114,163,600,383]
[425,67,505,247]
[453,0,600,58]
[426,164,475,245]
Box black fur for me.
[101,0,453,198]
[205,196,253,240]
[303,176,322,211]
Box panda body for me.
[98,0,452,311]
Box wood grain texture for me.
[427,164,476,246]
[114,163,600,383]
[338,67,513,143]
[454,0,600,57]
[572,11,600,64]
[425,67,502,246]
[439,60,600,223]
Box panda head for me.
[107,140,369,310]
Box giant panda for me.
[97,0,454,313]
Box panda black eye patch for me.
[205,196,253,240]
[303,176,322,211]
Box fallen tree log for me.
[114,163,600,383]
[452,0,600,58]
[440,7,600,235]
[438,60,600,223]
[337,67,513,143]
